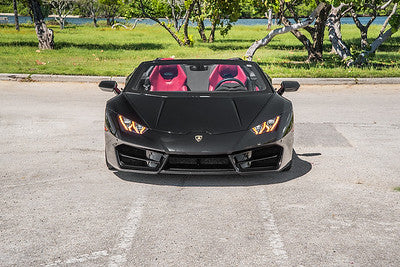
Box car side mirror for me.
[99,80,121,94]
[277,81,300,95]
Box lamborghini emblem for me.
[195,135,203,142]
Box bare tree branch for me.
[378,0,392,10]
[379,3,398,36]
[245,3,325,61]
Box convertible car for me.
[99,58,299,174]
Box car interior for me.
[137,63,267,92]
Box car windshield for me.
[127,61,273,93]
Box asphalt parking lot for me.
[1,81,399,266]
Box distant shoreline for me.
[0,13,390,20]
[0,13,81,18]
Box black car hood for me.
[124,93,274,134]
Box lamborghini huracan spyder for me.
[100,58,299,174]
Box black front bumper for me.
[113,143,285,175]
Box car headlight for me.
[118,114,147,134]
[251,116,280,135]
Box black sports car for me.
[99,58,299,174]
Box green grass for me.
[0,23,399,77]
[394,187,400,192]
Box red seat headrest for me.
[159,65,178,80]
[208,64,248,91]
[149,64,188,92]
[219,65,238,78]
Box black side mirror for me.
[277,81,300,95]
[99,80,121,94]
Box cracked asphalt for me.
[0,81,399,266]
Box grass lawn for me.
[0,23,399,77]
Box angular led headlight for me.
[118,115,147,134]
[251,116,280,135]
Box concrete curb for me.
[1,73,400,85]
[0,74,126,83]
[272,77,400,85]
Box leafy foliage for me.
[389,13,400,33]
[203,0,241,36]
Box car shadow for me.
[114,150,318,187]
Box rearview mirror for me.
[277,81,300,95]
[99,80,121,94]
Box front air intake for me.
[232,145,283,171]
[116,144,164,171]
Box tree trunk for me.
[288,25,317,62]
[327,4,353,66]
[169,0,180,31]
[208,21,217,43]
[356,28,393,65]
[197,19,207,42]
[330,21,341,53]
[60,17,65,29]
[350,9,376,50]
[283,4,325,62]
[182,1,195,46]
[13,0,20,31]
[329,5,342,53]
[28,0,54,49]
[195,0,207,42]
[245,3,325,61]
[309,3,330,62]
[281,2,327,62]
[267,9,272,30]
[360,29,368,50]
[93,16,97,27]
[107,17,111,26]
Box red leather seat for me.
[149,64,188,92]
[208,65,247,91]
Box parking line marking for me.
[108,194,147,267]
[44,250,108,266]
[258,187,290,266]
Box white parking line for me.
[108,194,147,267]
[258,187,290,266]
[44,250,108,266]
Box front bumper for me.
[105,130,293,175]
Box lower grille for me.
[116,144,164,171]
[165,155,234,171]
[232,145,283,171]
[115,144,282,173]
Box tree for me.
[190,0,241,43]
[245,3,325,60]
[46,0,76,29]
[13,0,20,31]
[327,0,400,66]
[349,0,394,50]
[78,0,102,27]
[126,0,195,46]
[99,0,122,26]
[28,0,54,49]
[239,0,268,18]
[246,1,330,62]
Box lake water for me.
[1,15,389,26]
